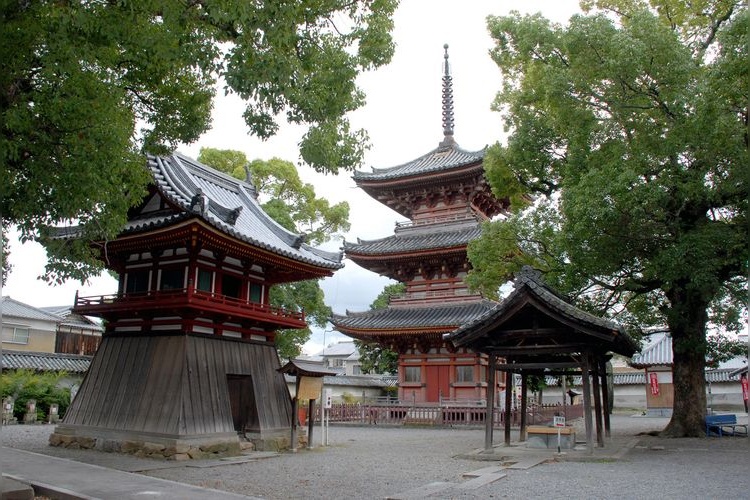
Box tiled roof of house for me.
[1,297,62,323]
[2,350,92,374]
[353,143,485,183]
[345,222,480,256]
[331,300,497,332]
[139,154,343,271]
[39,306,103,333]
[629,331,672,367]
[320,341,357,357]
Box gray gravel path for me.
[3,414,749,499]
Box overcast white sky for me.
[3,1,582,354]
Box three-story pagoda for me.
[331,46,509,403]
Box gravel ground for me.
[3,414,749,500]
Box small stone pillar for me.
[48,403,60,423]
[2,397,17,425]
[23,399,37,424]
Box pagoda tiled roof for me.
[134,153,343,270]
[353,142,485,183]
[344,221,481,256]
[331,299,497,333]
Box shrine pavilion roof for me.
[331,299,497,333]
[344,221,481,256]
[139,153,343,270]
[446,267,638,357]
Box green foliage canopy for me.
[198,147,350,359]
[470,1,748,436]
[1,0,396,283]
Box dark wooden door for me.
[425,366,450,402]
[227,375,259,433]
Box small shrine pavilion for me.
[50,153,342,457]
[446,267,638,453]
[331,46,509,404]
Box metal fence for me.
[311,402,584,427]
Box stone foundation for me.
[49,431,245,460]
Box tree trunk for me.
[661,285,710,437]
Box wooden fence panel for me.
[314,402,584,428]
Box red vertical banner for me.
[741,376,748,401]
[649,372,660,396]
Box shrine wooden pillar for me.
[600,358,611,437]
[591,355,604,447]
[504,369,512,446]
[484,353,496,451]
[581,355,594,454]
[519,373,528,442]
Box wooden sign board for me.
[297,376,323,401]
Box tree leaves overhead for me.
[474,1,747,436]
[198,148,351,244]
[198,147,350,359]
[1,0,396,282]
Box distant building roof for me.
[320,341,357,357]
[545,368,740,386]
[39,306,103,333]
[630,331,672,368]
[1,296,62,323]
[2,350,92,374]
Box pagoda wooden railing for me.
[389,288,481,304]
[310,402,583,427]
[73,288,304,322]
[394,213,483,230]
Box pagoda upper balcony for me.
[394,213,482,233]
[73,288,306,333]
[389,288,482,306]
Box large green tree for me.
[468,1,748,436]
[353,282,404,375]
[1,0,396,283]
[198,147,349,359]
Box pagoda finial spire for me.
[440,43,455,148]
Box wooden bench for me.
[705,414,748,437]
[526,425,576,449]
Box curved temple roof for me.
[446,266,638,358]
[141,153,343,271]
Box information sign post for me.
[553,416,566,453]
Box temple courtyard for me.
[3,412,748,499]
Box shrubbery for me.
[0,369,71,421]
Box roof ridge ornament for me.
[439,43,455,149]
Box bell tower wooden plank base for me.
[50,332,294,458]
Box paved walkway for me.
[2,448,257,499]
